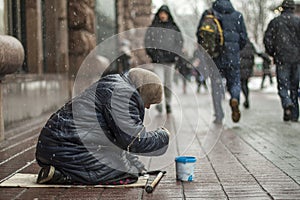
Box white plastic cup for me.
[175,156,196,181]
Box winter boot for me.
[283,104,293,121]
[230,98,241,123]
[37,166,71,184]
[156,104,162,113]
[213,117,223,125]
[166,104,172,114]
[243,100,249,109]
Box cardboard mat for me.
[0,173,149,188]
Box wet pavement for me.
[0,78,299,199]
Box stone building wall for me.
[68,0,97,79]
[44,0,69,74]
[296,4,300,16]
[117,0,152,66]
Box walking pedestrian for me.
[175,54,192,94]
[36,68,170,185]
[118,39,132,74]
[144,5,184,114]
[264,0,300,122]
[192,47,208,93]
[240,39,256,109]
[257,52,273,89]
[196,0,248,124]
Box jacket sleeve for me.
[103,87,169,156]
[126,153,146,172]
[174,24,184,52]
[263,20,276,57]
[237,13,248,50]
[144,27,156,60]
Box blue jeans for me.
[211,64,241,119]
[276,63,299,120]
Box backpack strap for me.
[213,16,224,46]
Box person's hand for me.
[160,127,171,137]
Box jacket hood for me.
[213,0,235,14]
[157,5,171,15]
[128,68,163,105]
[282,0,295,9]
[152,5,175,25]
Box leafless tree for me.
[234,0,281,50]
[204,0,214,7]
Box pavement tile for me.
[19,188,66,200]
[1,83,299,199]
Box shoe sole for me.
[230,99,241,123]
[37,166,55,184]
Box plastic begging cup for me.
[175,156,196,181]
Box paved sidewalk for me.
[0,79,299,200]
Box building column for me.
[25,0,43,74]
[116,0,152,66]
[44,0,69,73]
[68,0,96,79]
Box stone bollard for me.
[0,35,25,141]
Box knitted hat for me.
[128,68,163,105]
[282,0,295,9]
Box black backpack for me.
[198,9,224,58]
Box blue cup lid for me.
[175,156,196,163]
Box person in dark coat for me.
[264,0,300,122]
[117,39,132,74]
[192,47,208,93]
[175,55,192,94]
[257,52,273,89]
[144,5,183,114]
[196,0,248,124]
[35,68,170,185]
[240,39,256,109]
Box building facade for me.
[0,0,152,141]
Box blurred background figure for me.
[175,50,192,94]
[101,39,132,77]
[144,5,183,114]
[196,0,248,124]
[117,39,132,74]
[192,48,207,94]
[264,0,300,122]
[257,52,273,89]
[240,39,256,109]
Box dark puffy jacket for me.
[240,40,256,79]
[196,0,247,67]
[36,74,169,184]
[144,5,183,63]
[264,10,300,65]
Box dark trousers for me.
[276,63,299,120]
[241,78,249,102]
[261,72,273,88]
[211,65,241,119]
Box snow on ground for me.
[248,76,277,93]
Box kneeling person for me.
[36,68,170,185]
